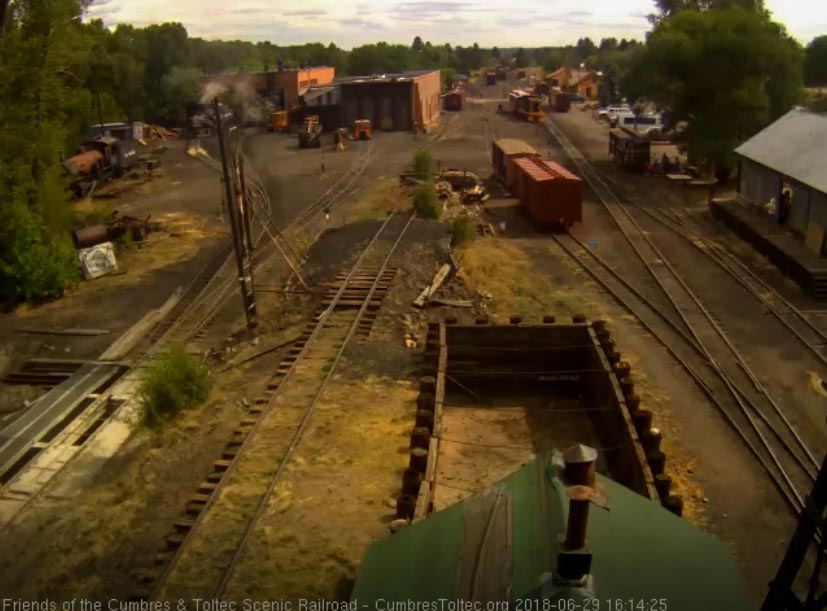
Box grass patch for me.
[138,344,212,427]
[413,182,441,219]
[412,147,435,181]
[74,199,113,227]
[451,217,476,247]
[351,178,406,221]
[458,238,600,321]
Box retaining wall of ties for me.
[395,315,685,524]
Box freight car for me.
[491,138,538,190]
[609,128,651,172]
[512,157,582,230]
[62,137,138,197]
[508,90,544,122]
[442,89,465,111]
[485,71,497,86]
[550,92,571,113]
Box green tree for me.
[575,37,596,60]
[492,46,500,59]
[412,35,423,52]
[805,36,827,86]
[0,0,90,303]
[514,47,528,68]
[442,67,456,90]
[649,0,765,22]
[627,8,803,175]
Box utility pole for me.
[214,98,257,330]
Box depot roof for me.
[735,108,827,195]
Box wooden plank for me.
[426,322,448,514]
[20,328,111,337]
[455,488,513,601]
[413,263,452,308]
[429,298,473,308]
[413,481,432,523]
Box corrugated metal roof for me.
[514,157,581,183]
[301,85,337,102]
[494,139,536,156]
[735,108,827,195]
[535,158,581,182]
[351,451,752,608]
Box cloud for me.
[79,0,820,47]
[284,9,328,16]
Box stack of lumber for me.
[143,125,178,141]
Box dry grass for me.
[350,178,410,221]
[457,237,606,322]
[223,373,417,600]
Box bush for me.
[413,182,441,220]
[451,217,476,247]
[0,201,79,304]
[412,148,435,181]
[138,344,212,427]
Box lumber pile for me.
[143,124,178,141]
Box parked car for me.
[598,104,631,120]
[615,112,664,137]
[568,92,586,102]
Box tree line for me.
[0,0,824,304]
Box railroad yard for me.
[1,70,826,607]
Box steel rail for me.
[545,117,811,511]
[629,205,823,471]
[640,204,827,371]
[214,212,415,598]
[150,212,412,600]
[553,234,804,512]
[562,228,815,480]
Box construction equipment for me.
[298,115,322,148]
[269,110,288,132]
[508,89,545,122]
[333,128,347,151]
[354,119,373,140]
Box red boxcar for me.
[551,92,571,112]
[442,89,465,111]
[485,72,496,85]
[512,157,583,229]
[491,138,538,190]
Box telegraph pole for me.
[214,98,257,330]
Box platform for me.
[710,198,827,297]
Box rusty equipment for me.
[269,110,288,132]
[298,115,322,148]
[333,128,348,151]
[354,119,373,140]
[63,137,139,197]
[72,213,160,249]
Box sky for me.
[85,0,827,48]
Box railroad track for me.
[631,204,827,370]
[544,117,820,515]
[150,212,414,601]
[183,137,377,330]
